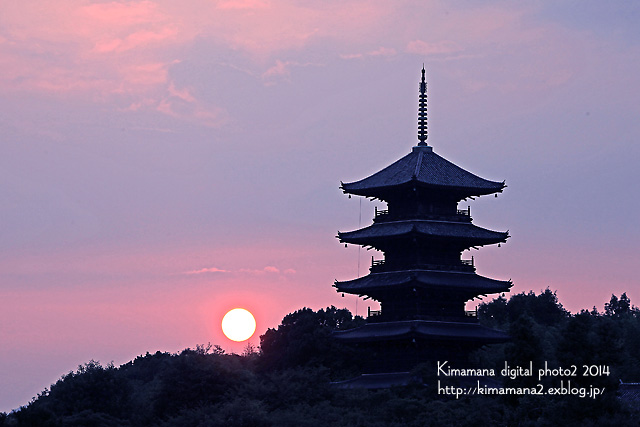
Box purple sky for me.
[1,0,639,412]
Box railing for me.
[368,307,382,318]
[373,207,472,222]
[465,309,478,317]
[370,257,386,272]
[460,256,474,267]
[374,207,389,220]
[457,206,471,217]
[371,258,476,273]
[371,258,385,267]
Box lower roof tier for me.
[334,269,512,295]
[338,219,508,248]
[333,320,509,343]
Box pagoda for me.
[333,68,511,378]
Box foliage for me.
[5,296,640,426]
[259,305,365,376]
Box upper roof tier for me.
[341,145,505,199]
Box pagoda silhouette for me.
[333,68,511,383]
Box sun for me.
[221,308,256,342]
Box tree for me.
[478,288,569,330]
[259,306,364,375]
[605,292,633,317]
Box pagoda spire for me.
[418,66,428,146]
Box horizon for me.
[2,0,639,412]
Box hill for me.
[3,293,640,426]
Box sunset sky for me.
[1,0,639,412]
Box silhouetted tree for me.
[504,314,544,389]
[477,294,508,328]
[7,294,640,426]
[259,306,364,375]
[605,292,636,317]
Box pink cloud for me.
[191,0,392,58]
[341,46,396,60]
[120,62,173,87]
[168,82,196,102]
[122,98,158,112]
[369,47,396,57]
[262,60,292,78]
[0,0,394,96]
[92,27,178,53]
[235,265,297,275]
[185,267,229,275]
[261,60,315,84]
[79,1,166,27]
[152,85,229,127]
[406,39,463,56]
[339,53,364,60]
[0,1,179,91]
[0,0,586,124]
[216,0,270,10]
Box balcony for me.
[457,206,471,217]
[370,258,386,273]
[366,310,479,323]
[373,206,472,223]
[465,308,478,318]
[367,306,382,319]
[461,257,475,267]
[374,207,390,221]
[370,256,475,273]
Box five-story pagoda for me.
[334,68,511,378]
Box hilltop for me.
[3,292,640,426]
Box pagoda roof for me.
[334,270,512,295]
[341,145,505,198]
[333,320,509,343]
[338,220,508,246]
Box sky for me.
[1,0,639,412]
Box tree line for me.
[3,292,640,426]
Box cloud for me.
[0,0,598,126]
[191,265,296,276]
[239,266,278,274]
[79,1,166,27]
[167,82,196,102]
[155,81,229,127]
[369,47,396,57]
[184,267,229,275]
[406,40,463,56]
[261,59,316,85]
[339,53,364,60]
[184,265,293,276]
[340,46,396,60]
[262,60,292,78]
[92,27,178,53]
[216,0,270,10]
[0,2,183,103]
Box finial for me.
[417,65,428,146]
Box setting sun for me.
[221,308,256,342]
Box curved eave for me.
[341,180,505,200]
[333,320,510,343]
[338,221,509,247]
[340,147,505,199]
[334,270,512,295]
